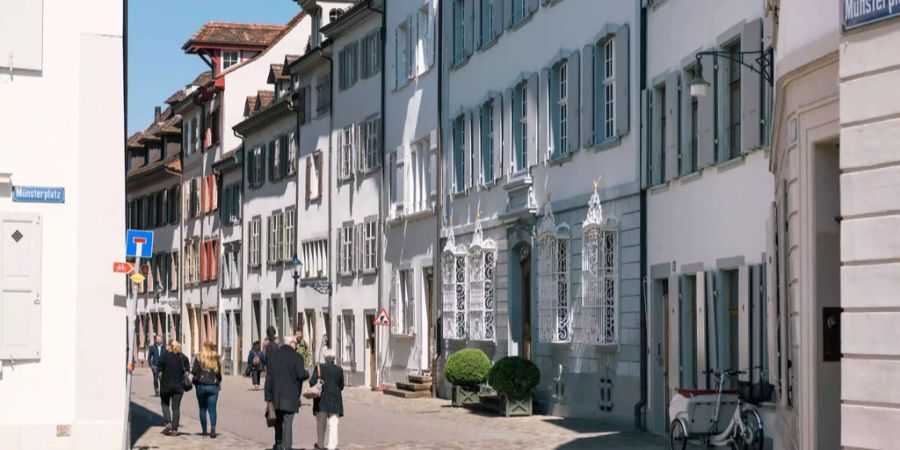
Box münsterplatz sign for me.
[844,0,900,30]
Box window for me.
[393,269,416,335]
[452,115,465,193]
[316,73,332,115]
[467,239,496,341]
[267,212,284,265]
[480,101,494,184]
[725,41,741,160]
[361,31,381,79]
[515,83,528,172]
[168,185,180,225]
[286,133,297,176]
[337,126,354,182]
[222,51,239,70]
[361,219,378,273]
[268,140,280,183]
[602,40,616,140]
[341,312,355,365]
[441,242,467,339]
[191,116,201,154]
[409,137,434,214]
[651,82,666,186]
[306,151,323,203]
[416,3,435,74]
[551,61,569,158]
[301,239,328,279]
[248,217,261,268]
[170,251,179,291]
[248,146,266,188]
[537,203,570,343]
[396,19,411,87]
[337,223,355,276]
[452,0,465,65]
[284,209,296,262]
[220,183,241,225]
[580,190,618,345]
[690,87,700,173]
[358,117,381,174]
[480,0,494,47]
[222,242,242,290]
[338,41,359,90]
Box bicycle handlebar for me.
[700,369,747,376]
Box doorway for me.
[425,268,434,370]
[512,242,533,360]
[650,277,671,434]
[366,313,376,387]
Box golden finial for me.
[476,210,482,221]
[593,176,602,191]
[546,192,553,203]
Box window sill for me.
[478,37,500,53]
[393,78,412,93]
[360,269,377,276]
[450,190,467,199]
[678,170,702,184]
[508,13,536,33]
[588,136,622,152]
[338,271,353,279]
[388,208,436,227]
[391,332,415,339]
[547,153,573,167]
[502,173,532,191]
[591,343,619,352]
[450,55,471,71]
[716,154,746,173]
[648,182,669,194]
[543,0,564,6]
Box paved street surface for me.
[130,367,666,449]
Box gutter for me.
[634,2,648,431]
[322,47,335,349]
[433,0,444,398]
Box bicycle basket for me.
[738,380,775,405]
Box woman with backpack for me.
[157,340,190,437]
[191,342,222,438]
[309,348,344,450]
[247,341,265,390]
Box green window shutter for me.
[679,274,695,389]
[567,49,581,154]
[526,72,538,168]
[511,86,522,171]
[503,87,514,175]
[650,87,662,185]
[665,72,680,181]
[698,48,716,168]
[492,93,503,181]
[581,44,594,148]
[547,66,559,159]
[614,25,630,137]
[481,103,492,183]
[741,19,762,154]
[465,109,475,188]
[464,0,475,57]
[492,0,504,39]
[680,66,694,177]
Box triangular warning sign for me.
[373,308,391,327]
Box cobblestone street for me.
[130,368,667,449]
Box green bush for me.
[444,348,492,388]
[488,356,541,397]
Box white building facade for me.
[440,0,642,423]
[0,0,126,447]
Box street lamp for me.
[289,254,333,295]
[689,47,773,97]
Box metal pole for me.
[124,252,140,450]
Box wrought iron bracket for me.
[299,279,333,295]
[695,47,774,86]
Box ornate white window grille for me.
[441,223,468,340]
[538,198,572,343]
[578,181,618,345]
[467,216,496,341]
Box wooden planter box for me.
[499,392,533,417]
[452,385,480,407]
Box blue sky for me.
[128,0,299,135]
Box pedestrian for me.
[294,330,312,369]
[310,348,344,450]
[264,335,309,450]
[264,326,279,364]
[148,334,166,397]
[192,342,222,438]
[247,340,266,390]
[157,339,190,437]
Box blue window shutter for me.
[547,66,559,159]
[492,93,503,181]
[567,49,580,154]
[465,109,475,188]
[511,87,522,171]
[740,19,762,154]
[481,103,492,183]
[492,0,504,39]
[581,44,594,148]
[698,47,716,168]
[464,0,475,57]
[526,72,538,168]
[679,274,694,389]
[665,72,680,182]
[503,87,513,175]
[479,0,489,48]
[615,25,630,137]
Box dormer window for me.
[222,51,239,70]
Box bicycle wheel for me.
[740,409,764,450]
[670,419,688,450]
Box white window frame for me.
[394,269,417,336]
[287,132,298,176]
[558,61,569,154]
[441,235,468,340]
[409,136,432,214]
[361,218,378,274]
[284,209,296,262]
[338,223,355,277]
[341,312,355,365]
[249,217,261,268]
[602,38,616,141]
[579,221,618,345]
[481,100,494,184]
[338,126,354,182]
[358,117,380,174]
[467,238,497,341]
[537,201,571,344]
[222,51,239,70]
[517,83,528,172]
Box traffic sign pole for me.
[124,241,144,450]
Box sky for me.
[127,0,299,135]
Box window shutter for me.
[668,274,680,391]
[542,67,553,160]
[503,87,514,175]
[212,175,219,211]
[504,0,513,29]
[698,47,716,168]
[0,214,41,359]
[389,270,399,333]
[526,72,539,168]
[472,106,482,184]
[393,25,400,89]
[491,94,503,181]
[741,19,762,154]
[492,0,504,39]
[268,142,276,182]
[336,129,345,181]
[306,156,312,203]
[665,72,680,181]
[765,205,778,385]
[425,7,435,68]
[480,104,491,183]
[738,265,751,383]
[336,227,343,274]
[429,134,438,201]
[680,67,693,176]
[200,240,207,281]
[567,49,581,154]
[464,0,474,57]
[396,146,406,211]
[357,223,365,273]
[615,25,630,137]
[200,177,207,214]
[212,240,219,281]
[581,44,594,148]
[464,109,474,188]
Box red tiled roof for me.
[183,22,288,50]
[192,70,213,87]
[165,90,186,105]
[268,64,289,84]
[244,95,258,117]
[256,90,275,112]
[284,54,299,67]
[127,132,144,149]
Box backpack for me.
[252,354,261,367]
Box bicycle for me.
[668,368,765,450]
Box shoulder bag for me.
[181,356,193,392]
[302,364,323,399]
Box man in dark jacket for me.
[147,335,166,396]
[264,326,279,371]
[264,335,309,450]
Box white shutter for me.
[581,44,594,148]
[741,18,762,153]
[396,146,406,212]
[429,130,438,202]
[389,270,399,333]
[336,227,344,275]
[0,213,42,360]
[492,93,503,181]
[526,72,539,168]
[503,88,514,175]
[698,46,715,167]
[355,223,364,273]
[567,49,581,154]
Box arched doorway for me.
[511,241,533,360]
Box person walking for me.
[157,340,190,437]
[310,348,344,450]
[264,335,309,450]
[294,330,312,369]
[148,334,166,397]
[247,341,266,390]
[192,342,223,438]
[264,326,279,361]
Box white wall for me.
[0,0,125,448]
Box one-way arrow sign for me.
[113,262,135,274]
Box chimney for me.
[154,106,162,122]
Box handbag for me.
[302,364,323,400]
[181,357,193,392]
[265,401,277,428]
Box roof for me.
[191,71,213,87]
[267,64,289,84]
[183,22,288,51]
[321,0,377,39]
[255,90,275,113]
[244,95,258,117]
[127,132,145,149]
[165,90,186,105]
[126,153,182,180]
[283,54,299,67]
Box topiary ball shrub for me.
[444,348,492,389]
[488,356,541,398]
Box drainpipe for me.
[233,128,247,373]
[433,0,444,397]
[287,82,301,353]
[365,0,386,388]
[162,164,183,339]
[322,47,335,351]
[634,3,649,431]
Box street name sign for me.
[113,262,135,274]
[843,0,900,29]
[125,230,153,258]
[12,185,65,203]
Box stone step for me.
[396,381,431,391]
[383,387,432,399]
[408,374,432,384]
